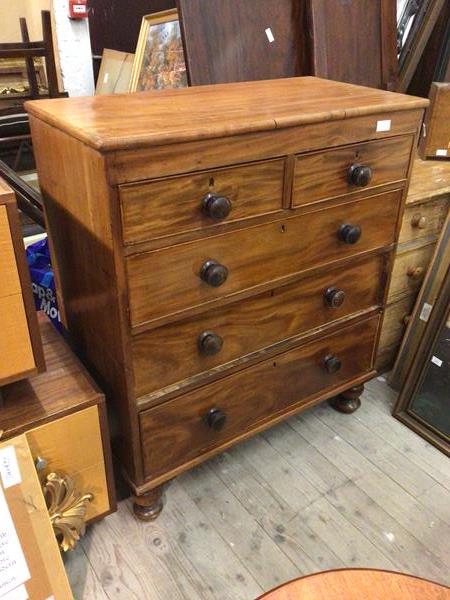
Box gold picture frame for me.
[129,9,188,93]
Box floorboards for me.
[65,377,450,599]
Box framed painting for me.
[129,9,188,92]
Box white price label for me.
[431,356,443,367]
[419,302,433,323]
[0,447,21,489]
[436,149,448,157]
[265,28,275,43]
[376,120,391,132]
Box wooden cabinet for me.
[26,77,426,519]
[376,159,450,371]
[1,316,116,535]
[0,178,44,387]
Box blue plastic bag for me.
[26,237,62,330]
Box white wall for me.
[52,0,94,96]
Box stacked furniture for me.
[27,77,427,519]
[1,314,116,544]
[376,158,450,370]
[0,177,44,390]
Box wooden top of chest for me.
[26,77,427,152]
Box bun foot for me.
[329,384,364,414]
[133,486,164,521]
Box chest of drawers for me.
[26,77,427,519]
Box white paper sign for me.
[0,448,21,490]
[265,28,275,43]
[376,119,391,132]
[0,485,31,597]
[436,149,448,157]
[419,302,433,323]
[431,355,443,367]
[1,583,29,600]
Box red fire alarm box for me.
[69,0,88,19]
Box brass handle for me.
[411,214,427,229]
[407,266,424,280]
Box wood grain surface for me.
[132,255,385,397]
[127,191,402,328]
[0,204,22,297]
[400,198,449,244]
[109,109,424,185]
[259,569,450,599]
[140,316,379,481]
[26,406,111,521]
[407,158,450,205]
[0,294,36,383]
[120,159,285,244]
[387,241,436,303]
[419,83,450,159]
[378,294,416,351]
[25,77,428,151]
[293,135,412,207]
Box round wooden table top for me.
[259,569,450,600]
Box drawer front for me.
[378,294,416,350]
[127,190,401,327]
[132,255,385,397]
[140,316,379,480]
[399,198,449,244]
[0,294,35,382]
[26,406,110,521]
[120,159,285,244]
[0,204,22,297]
[292,136,412,207]
[387,243,435,303]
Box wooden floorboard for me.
[68,378,450,598]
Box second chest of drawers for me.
[27,77,427,519]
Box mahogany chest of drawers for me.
[27,77,427,519]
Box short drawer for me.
[120,159,285,244]
[292,135,412,207]
[140,316,379,481]
[387,242,435,303]
[378,294,416,350]
[26,406,111,521]
[399,198,449,244]
[132,254,385,397]
[127,190,401,327]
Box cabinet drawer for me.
[26,406,110,521]
[0,204,21,297]
[378,294,416,350]
[0,294,35,382]
[387,242,435,303]
[120,159,285,244]
[292,136,412,207]
[132,255,385,397]
[140,316,379,481]
[127,190,401,327]
[399,198,449,244]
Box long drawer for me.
[132,254,385,397]
[140,315,379,481]
[120,158,285,244]
[127,190,402,327]
[292,135,412,207]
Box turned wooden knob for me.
[324,354,342,374]
[407,266,424,280]
[198,331,223,355]
[200,260,229,287]
[338,223,362,244]
[347,164,373,187]
[325,287,346,308]
[411,213,427,229]
[205,408,227,431]
[202,193,232,221]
